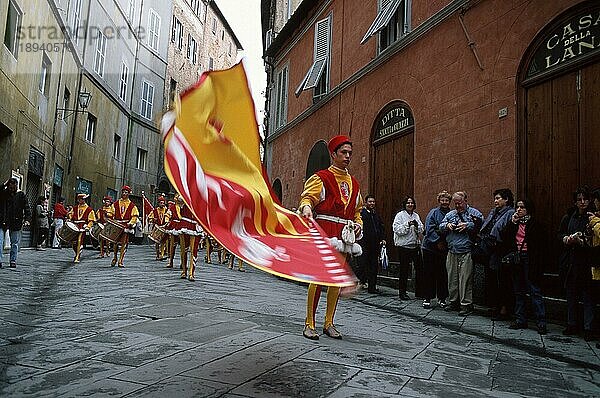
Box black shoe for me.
[492,313,510,321]
[509,321,528,330]
[583,330,594,342]
[562,326,578,336]
[444,302,460,312]
[368,289,381,294]
[399,292,410,300]
[537,325,547,335]
[458,306,473,316]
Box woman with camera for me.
[501,198,547,334]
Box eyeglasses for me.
[516,205,526,209]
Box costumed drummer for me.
[168,194,203,281]
[300,135,363,340]
[148,195,168,260]
[107,185,139,267]
[95,196,112,258]
[68,193,96,264]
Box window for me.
[3,0,22,58]
[127,0,136,22]
[190,0,203,18]
[119,61,129,101]
[113,134,121,159]
[140,80,154,119]
[188,36,198,64]
[71,0,83,44]
[148,9,161,52]
[171,16,183,50]
[93,32,107,77]
[136,148,147,170]
[212,17,217,34]
[208,57,214,70]
[169,78,177,105]
[286,0,292,21]
[295,15,331,101]
[361,0,410,51]
[39,53,52,97]
[61,87,71,120]
[274,66,288,129]
[228,42,232,57]
[221,30,224,41]
[85,114,97,143]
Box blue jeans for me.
[0,228,22,264]
[511,253,546,327]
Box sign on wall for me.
[76,177,92,195]
[373,101,414,144]
[527,6,600,79]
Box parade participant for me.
[148,195,168,260]
[163,199,180,269]
[178,199,203,281]
[95,196,113,258]
[107,185,139,267]
[300,135,363,340]
[67,193,96,264]
[52,197,68,248]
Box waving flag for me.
[161,63,357,287]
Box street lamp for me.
[57,90,92,119]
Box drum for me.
[90,222,104,241]
[57,221,82,243]
[99,219,125,243]
[149,225,167,243]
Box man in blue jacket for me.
[0,178,31,268]
[440,191,483,316]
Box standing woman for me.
[393,196,424,300]
[501,199,547,334]
[560,187,595,340]
[35,196,50,250]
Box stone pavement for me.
[1,245,599,397]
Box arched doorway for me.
[519,1,600,286]
[305,140,330,179]
[370,101,415,273]
[272,178,283,204]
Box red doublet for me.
[71,205,93,229]
[151,208,166,225]
[97,207,110,223]
[314,169,360,238]
[114,200,135,223]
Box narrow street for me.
[1,245,598,397]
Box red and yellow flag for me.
[161,63,357,287]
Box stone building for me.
[1,0,172,245]
[159,0,242,195]
[261,0,600,296]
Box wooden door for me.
[525,61,600,275]
[371,133,414,273]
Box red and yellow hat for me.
[121,185,132,192]
[327,134,352,154]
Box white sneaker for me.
[422,299,432,309]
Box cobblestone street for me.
[1,245,599,397]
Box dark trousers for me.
[566,266,594,331]
[363,245,380,290]
[422,249,448,301]
[397,246,423,296]
[486,253,514,312]
[511,253,546,327]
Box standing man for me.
[108,186,139,267]
[300,135,363,340]
[0,178,31,268]
[421,190,452,309]
[68,193,96,263]
[358,195,385,294]
[96,196,113,258]
[148,195,168,260]
[52,197,68,248]
[439,191,483,316]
